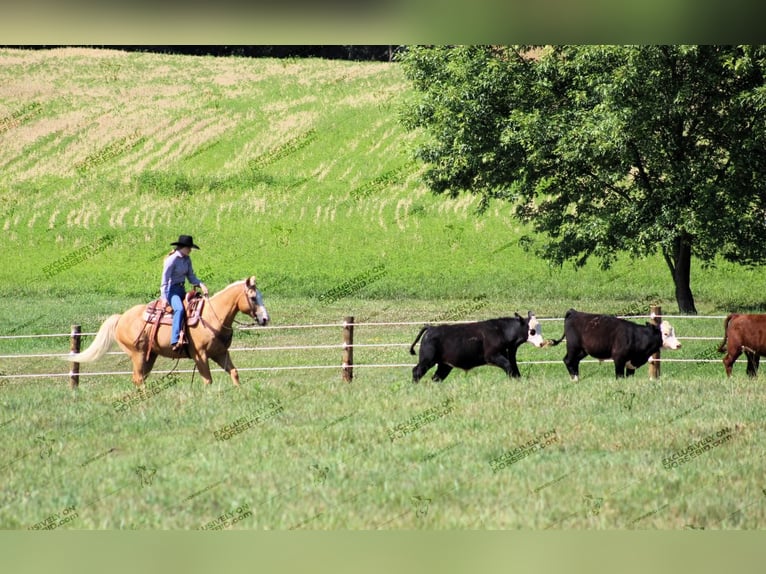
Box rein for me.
[201,284,260,339]
[200,302,234,347]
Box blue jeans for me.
[168,284,186,345]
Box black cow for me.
[408,312,545,382]
[548,309,681,380]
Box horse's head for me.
[242,276,270,326]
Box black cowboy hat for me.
[170,235,200,249]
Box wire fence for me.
[0,312,733,383]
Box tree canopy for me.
[399,45,766,313]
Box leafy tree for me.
[399,45,766,313]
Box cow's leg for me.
[508,359,521,378]
[413,358,435,383]
[412,343,437,383]
[723,345,742,377]
[432,363,453,382]
[614,359,627,378]
[507,355,521,378]
[564,348,587,381]
[745,351,760,377]
[505,346,522,377]
[487,353,518,378]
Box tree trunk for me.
[664,235,697,315]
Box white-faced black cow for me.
[548,309,681,380]
[408,312,545,382]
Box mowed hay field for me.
[1,47,766,530]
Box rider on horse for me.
[161,235,208,352]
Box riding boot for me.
[172,331,185,352]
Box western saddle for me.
[143,291,205,359]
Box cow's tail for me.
[61,314,121,363]
[717,313,735,353]
[546,309,574,347]
[546,333,566,347]
[409,326,429,355]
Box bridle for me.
[201,283,262,337]
[244,285,259,318]
[231,283,264,328]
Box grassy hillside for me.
[3,46,766,321]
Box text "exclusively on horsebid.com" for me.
[74,129,145,173]
[489,429,559,472]
[0,101,42,135]
[42,234,116,280]
[112,373,179,412]
[199,503,253,530]
[213,400,284,442]
[662,427,734,470]
[388,398,455,442]
[433,294,488,323]
[317,263,386,305]
[28,505,78,530]
[248,128,317,171]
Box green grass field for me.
[1,47,766,529]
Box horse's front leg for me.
[212,352,240,387]
[193,353,214,386]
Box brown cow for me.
[718,313,766,377]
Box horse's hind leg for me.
[144,353,158,379]
[129,352,155,388]
[212,352,240,387]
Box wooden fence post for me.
[649,306,661,379]
[342,316,354,382]
[69,324,81,389]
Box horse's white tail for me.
[64,314,121,363]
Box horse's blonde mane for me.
[210,278,256,299]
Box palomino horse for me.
[65,277,269,387]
